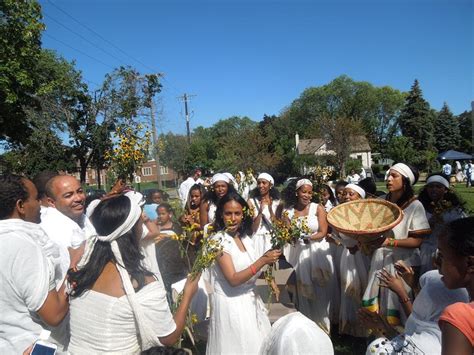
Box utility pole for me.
[150,98,162,188]
[178,93,196,143]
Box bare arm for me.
[217,249,281,287]
[37,284,69,326]
[382,236,423,249]
[310,205,328,241]
[158,276,199,346]
[440,320,473,355]
[199,201,209,229]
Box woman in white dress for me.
[200,173,236,228]
[332,183,371,337]
[247,173,281,257]
[207,192,281,355]
[281,178,336,334]
[362,163,430,326]
[68,192,200,354]
[417,174,466,274]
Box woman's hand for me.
[357,308,386,330]
[183,273,201,297]
[377,268,407,298]
[261,249,282,265]
[394,260,416,290]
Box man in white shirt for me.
[347,169,360,184]
[178,168,204,207]
[41,175,93,286]
[0,174,69,354]
[442,162,452,177]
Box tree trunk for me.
[96,166,102,189]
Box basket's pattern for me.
[327,199,403,237]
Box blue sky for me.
[40,0,473,135]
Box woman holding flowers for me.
[281,178,336,334]
[363,163,430,327]
[200,173,236,229]
[417,174,466,274]
[206,192,281,355]
[247,172,281,256]
[180,183,206,244]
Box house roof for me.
[298,135,370,155]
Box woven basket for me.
[327,199,403,243]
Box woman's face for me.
[157,207,171,225]
[257,179,271,196]
[426,182,447,202]
[189,189,201,208]
[214,181,228,199]
[320,188,330,204]
[386,170,404,193]
[296,185,313,206]
[336,186,345,203]
[437,233,469,289]
[343,188,361,202]
[222,200,243,234]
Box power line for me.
[43,12,128,67]
[45,0,160,74]
[43,33,115,70]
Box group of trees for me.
[159,76,471,179]
[1,1,472,184]
[1,1,160,184]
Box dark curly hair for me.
[68,194,153,297]
[443,217,474,257]
[212,192,253,236]
[0,174,29,220]
[249,185,280,200]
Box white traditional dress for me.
[206,231,271,355]
[363,198,430,326]
[283,202,338,334]
[419,207,465,275]
[333,232,370,337]
[248,198,280,257]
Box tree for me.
[434,103,460,152]
[318,116,365,177]
[386,136,418,166]
[398,79,434,153]
[0,0,45,144]
[458,110,473,153]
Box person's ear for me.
[46,196,56,207]
[16,199,26,216]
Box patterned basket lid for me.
[327,198,403,237]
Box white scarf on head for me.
[345,183,366,199]
[257,173,274,186]
[296,179,312,190]
[391,163,415,185]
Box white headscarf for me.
[211,173,231,185]
[257,173,274,186]
[426,175,449,189]
[390,163,416,185]
[296,178,312,190]
[76,191,161,349]
[345,183,366,199]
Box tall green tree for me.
[0,0,45,144]
[398,79,434,151]
[434,103,460,152]
[458,110,473,153]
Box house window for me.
[142,167,152,176]
[160,166,168,175]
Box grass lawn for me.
[375,181,474,213]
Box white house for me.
[295,133,372,168]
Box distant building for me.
[77,159,178,188]
[295,133,372,168]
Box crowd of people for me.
[1,162,473,355]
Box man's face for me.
[48,176,85,223]
[21,179,41,223]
